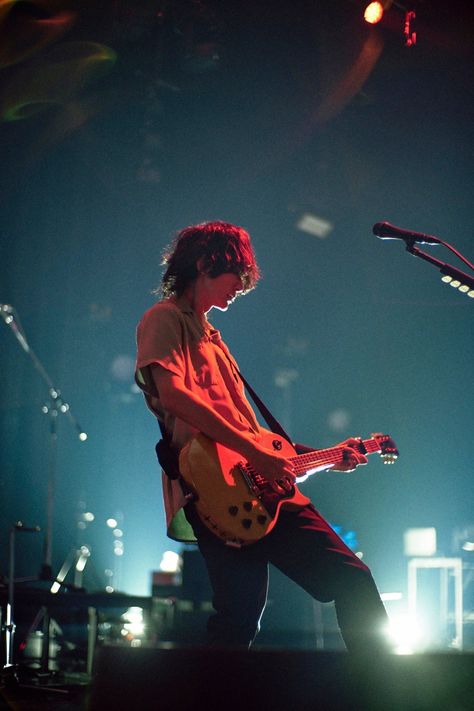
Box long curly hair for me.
[158,221,261,298]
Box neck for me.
[182,282,211,326]
[184,279,212,324]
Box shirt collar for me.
[172,294,194,314]
[171,295,220,340]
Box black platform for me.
[89,645,474,711]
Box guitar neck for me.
[289,438,381,476]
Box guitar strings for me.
[288,438,382,475]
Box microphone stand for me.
[372,222,474,298]
[0,305,87,678]
[2,522,41,687]
[403,240,474,297]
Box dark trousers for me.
[185,503,389,653]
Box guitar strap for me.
[232,370,293,445]
[213,336,294,445]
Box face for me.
[202,272,244,312]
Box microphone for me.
[373,221,440,245]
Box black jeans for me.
[185,503,389,653]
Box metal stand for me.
[2,522,41,685]
[408,556,463,650]
[0,305,87,582]
[1,305,88,684]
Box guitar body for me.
[179,428,398,547]
[179,429,310,547]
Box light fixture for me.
[441,272,474,298]
[295,212,333,239]
[364,2,385,24]
[385,613,425,654]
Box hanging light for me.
[364,2,385,24]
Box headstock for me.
[371,433,399,464]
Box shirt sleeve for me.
[136,304,186,393]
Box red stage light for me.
[364,2,384,24]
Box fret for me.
[289,437,384,476]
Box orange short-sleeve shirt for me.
[136,296,261,541]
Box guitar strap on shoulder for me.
[213,339,294,445]
[233,370,293,445]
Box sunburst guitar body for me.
[179,428,398,547]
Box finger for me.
[283,463,296,481]
[345,437,363,449]
[338,449,367,470]
[342,447,357,461]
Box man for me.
[136,220,389,652]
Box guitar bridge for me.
[237,462,262,495]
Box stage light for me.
[75,546,91,573]
[380,592,403,601]
[385,613,425,654]
[296,212,333,239]
[404,10,416,47]
[106,518,118,528]
[159,550,181,573]
[121,607,146,642]
[403,527,437,557]
[441,273,474,297]
[364,2,384,24]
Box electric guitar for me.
[179,429,398,547]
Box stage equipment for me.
[364,2,385,25]
[372,221,474,299]
[2,521,41,682]
[89,645,474,711]
[404,9,416,46]
[408,557,463,650]
[295,212,333,239]
[0,304,87,582]
[1,304,90,687]
[404,528,437,557]
[363,3,416,47]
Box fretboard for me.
[290,438,381,477]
